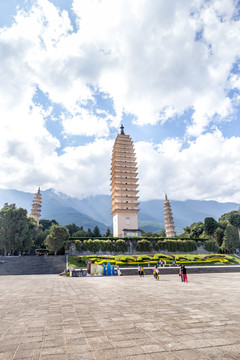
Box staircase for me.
[0,256,66,275]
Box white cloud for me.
[0,0,239,203]
[61,106,114,138]
[2,0,239,132]
[136,130,240,203]
[72,0,240,132]
[58,139,113,198]
[1,0,240,131]
[0,103,61,191]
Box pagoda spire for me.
[31,188,42,226]
[164,195,176,238]
[120,124,125,135]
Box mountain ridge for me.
[0,188,239,234]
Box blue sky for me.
[0,0,240,202]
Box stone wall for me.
[0,255,66,275]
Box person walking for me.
[140,266,144,277]
[179,265,183,282]
[153,266,157,279]
[117,265,122,276]
[138,265,141,276]
[182,265,188,283]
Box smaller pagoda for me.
[164,194,176,237]
[31,187,42,225]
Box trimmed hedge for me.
[78,239,128,253]
[157,240,197,252]
[116,239,128,253]
[205,240,220,252]
[68,236,208,242]
[68,238,201,253]
[136,239,152,252]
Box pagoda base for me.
[113,212,139,238]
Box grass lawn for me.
[68,253,240,268]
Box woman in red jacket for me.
[182,265,188,283]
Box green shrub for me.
[75,240,81,251]
[185,240,197,252]
[156,240,197,252]
[81,239,96,252]
[101,240,113,252]
[164,240,178,252]
[205,240,219,252]
[136,239,152,252]
[82,240,88,251]
[92,240,101,253]
[116,239,128,253]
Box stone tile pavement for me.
[0,273,240,359]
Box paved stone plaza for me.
[0,273,240,360]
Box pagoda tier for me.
[164,195,176,238]
[31,187,42,226]
[111,126,140,237]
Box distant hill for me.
[140,199,240,230]
[0,189,108,234]
[0,188,239,234]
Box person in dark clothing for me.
[182,265,188,283]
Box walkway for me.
[0,273,240,359]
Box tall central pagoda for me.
[111,125,141,237]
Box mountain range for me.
[0,188,239,234]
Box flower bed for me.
[68,254,240,268]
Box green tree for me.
[222,224,240,253]
[214,227,224,247]
[66,223,80,236]
[190,222,204,238]
[44,225,69,255]
[218,221,228,230]
[92,226,101,237]
[181,222,204,238]
[159,229,166,237]
[104,228,111,237]
[204,217,218,239]
[142,231,153,237]
[0,204,33,255]
[72,228,86,237]
[39,219,59,231]
[27,215,38,247]
[228,213,240,243]
[183,226,191,236]
[86,228,93,237]
[35,229,50,248]
[219,210,239,222]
